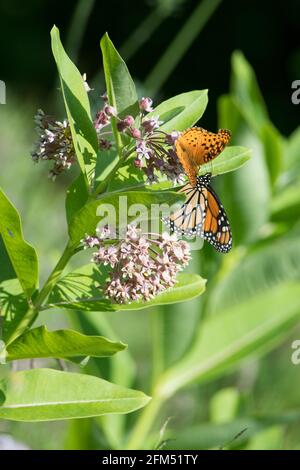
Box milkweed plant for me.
[0,27,251,448]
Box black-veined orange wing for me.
[162,173,232,253]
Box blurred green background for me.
[1,0,300,450]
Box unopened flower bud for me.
[117,120,128,132]
[104,105,116,117]
[131,128,141,139]
[139,97,153,112]
[123,115,135,127]
[94,110,109,131]
[141,117,161,133]
[134,158,142,168]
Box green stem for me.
[144,0,223,95]
[151,309,164,389]
[125,395,165,450]
[6,242,75,345]
[34,243,75,310]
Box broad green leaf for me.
[51,26,98,184]
[100,33,138,116]
[47,264,206,311]
[0,188,38,298]
[260,122,283,186]
[198,146,251,177]
[285,127,300,174]
[245,426,284,450]
[148,90,208,133]
[6,325,126,361]
[94,148,119,188]
[0,237,16,284]
[218,97,271,244]
[271,180,300,222]
[100,33,138,154]
[229,52,282,187]
[65,173,89,225]
[210,388,240,424]
[217,94,242,138]
[230,51,269,131]
[76,312,136,448]
[108,157,145,192]
[207,235,300,315]
[0,279,29,344]
[118,273,206,311]
[0,368,150,421]
[68,189,185,246]
[165,411,300,450]
[155,282,300,398]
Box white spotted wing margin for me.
[162,173,232,253]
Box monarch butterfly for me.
[175,127,231,186]
[163,173,232,253]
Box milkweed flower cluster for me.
[116,97,185,185]
[31,80,184,183]
[82,225,191,304]
[31,110,76,179]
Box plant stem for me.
[35,243,75,309]
[6,242,74,345]
[125,395,165,450]
[151,310,164,389]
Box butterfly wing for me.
[201,183,232,253]
[163,181,207,238]
[162,174,232,253]
[175,127,231,186]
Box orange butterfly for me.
[163,127,232,253]
[175,127,231,186]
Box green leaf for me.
[100,33,138,154]
[155,282,300,398]
[148,90,208,133]
[260,122,283,186]
[0,188,38,298]
[76,312,136,448]
[0,368,150,421]
[285,127,300,174]
[100,33,138,116]
[65,173,89,225]
[218,97,271,244]
[166,411,300,450]
[47,264,206,312]
[245,426,284,450]
[68,189,185,246]
[207,235,300,315]
[51,26,98,184]
[271,180,300,222]
[0,279,29,343]
[118,273,206,311]
[229,52,282,187]
[6,326,126,361]
[0,237,16,284]
[198,146,251,177]
[210,388,240,424]
[107,157,145,192]
[230,51,269,131]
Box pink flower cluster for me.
[82,225,191,304]
[31,110,76,179]
[32,88,185,184]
